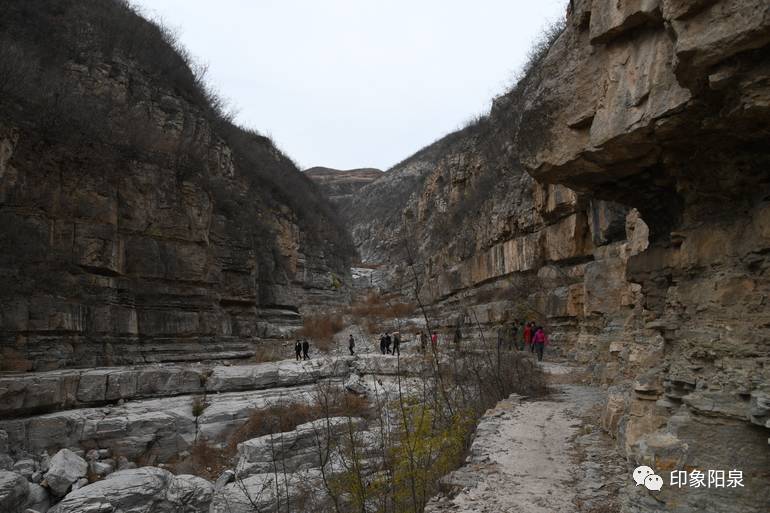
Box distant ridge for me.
[305,167,383,210]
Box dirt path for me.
[425,364,625,513]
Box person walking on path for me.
[431,331,438,350]
[529,322,537,353]
[295,340,302,361]
[532,326,548,362]
[379,333,387,355]
[420,331,428,353]
[302,339,310,360]
[384,332,392,354]
[392,332,401,356]
[348,334,355,355]
[523,322,533,351]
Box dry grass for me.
[297,314,345,350]
[168,440,230,481]
[0,348,32,372]
[227,391,371,455]
[253,345,283,363]
[350,292,415,319]
[364,318,384,335]
[167,389,370,480]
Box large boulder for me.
[43,449,87,497]
[50,467,212,513]
[236,417,365,478]
[210,469,327,513]
[25,482,50,513]
[0,470,29,512]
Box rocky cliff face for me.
[0,1,352,371]
[516,1,770,511]
[349,0,770,511]
[305,167,382,212]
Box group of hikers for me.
[297,320,549,362]
[378,332,401,355]
[496,320,549,361]
[294,339,310,360]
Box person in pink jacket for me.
[532,326,548,362]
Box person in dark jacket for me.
[384,333,392,354]
[392,332,401,356]
[454,326,462,350]
[348,334,355,355]
[420,331,428,353]
[379,334,387,354]
[295,340,302,361]
[532,326,548,362]
[302,339,310,360]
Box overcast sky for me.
[131,0,567,171]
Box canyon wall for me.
[349,0,769,511]
[517,1,770,511]
[0,1,353,372]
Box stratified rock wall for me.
[349,1,769,511]
[0,3,352,371]
[305,167,382,212]
[516,1,770,511]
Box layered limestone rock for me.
[513,0,770,511]
[0,4,352,372]
[0,358,353,418]
[348,93,647,365]
[0,356,426,471]
[305,167,383,211]
[349,1,769,511]
[50,467,213,513]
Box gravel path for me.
[426,364,624,513]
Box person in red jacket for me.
[523,322,533,351]
[532,326,548,362]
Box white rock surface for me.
[50,467,212,513]
[26,482,50,513]
[425,385,608,513]
[43,449,87,497]
[210,469,327,513]
[236,417,365,478]
[0,470,29,512]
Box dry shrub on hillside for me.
[350,292,415,319]
[253,345,283,363]
[297,314,345,350]
[0,348,32,372]
[364,318,384,335]
[227,391,371,454]
[168,440,230,481]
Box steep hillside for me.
[0,0,354,371]
[305,166,382,210]
[349,1,770,511]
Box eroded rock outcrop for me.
[0,2,353,372]
[50,467,212,513]
[349,1,769,511]
[516,1,770,511]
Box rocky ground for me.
[426,362,626,513]
[0,342,431,513]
